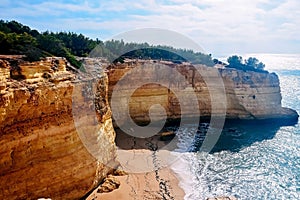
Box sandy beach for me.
[87,128,185,200]
[87,167,184,200]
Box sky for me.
[1,0,300,57]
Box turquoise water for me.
[173,54,300,199]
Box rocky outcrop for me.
[220,68,297,120]
[97,175,120,193]
[107,60,298,125]
[0,56,298,199]
[0,57,116,199]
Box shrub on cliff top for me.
[226,55,266,72]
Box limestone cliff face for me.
[107,60,298,124]
[219,68,297,119]
[0,57,116,199]
[0,57,298,199]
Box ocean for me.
[171,54,300,200]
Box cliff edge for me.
[0,56,116,199]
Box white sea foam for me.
[170,152,196,200]
[171,125,300,199]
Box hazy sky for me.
[1,0,299,56]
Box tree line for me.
[0,20,99,68]
[0,20,266,72]
[0,20,214,68]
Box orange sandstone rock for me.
[0,57,117,199]
[107,60,298,125]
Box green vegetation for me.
[0,20,215,67]
[226,55,266,72]
[0,20,99,68]
[94,40,214,66]
[0,20,268,71]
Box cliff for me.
[0,57,298,199]
[0,56,116,199]
[107,60,298,125]
[219,68,298,120]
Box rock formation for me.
[0,56,116,199]
[107,60,298,125]
[0,56,298,199]
[97,175,120,193]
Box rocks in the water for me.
[160,131,176,141]
[206,196,237,200]
[97,175,121,193]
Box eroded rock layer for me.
[0,57,116,199]
[0,57,298,199]
[107,60,298,124]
